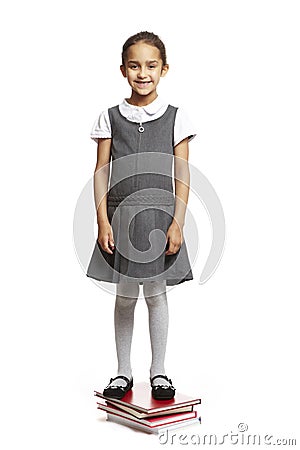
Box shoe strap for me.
[150,374,171,385]
[111,375,131,384]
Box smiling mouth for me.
[135,81,152,87]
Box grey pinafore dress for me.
[86,104,193,286]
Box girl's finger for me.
[103,245,113,254]
[166,242,181,255]
[99,237,113,254]
[166,243,174,255]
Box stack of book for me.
[94,381,201,434]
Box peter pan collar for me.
[119,96,168,121]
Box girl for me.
[86,31,197,400]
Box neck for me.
[126,91,158,107]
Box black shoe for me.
[103,375,133,399]
[150,374,176,400]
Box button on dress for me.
[86,104,193,285]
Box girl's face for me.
[120,41,169,104]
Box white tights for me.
[109,280,170,387]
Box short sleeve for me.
[174,108,197,147]
[90,109,112,143]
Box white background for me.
[1,0,299,448]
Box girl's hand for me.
[165,221,184,255]
[97,221,115,254]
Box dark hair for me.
[121,31,167,66]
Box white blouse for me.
[90,96,197,147]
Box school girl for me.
[87,31,197,400]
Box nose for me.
[137,66,147,78]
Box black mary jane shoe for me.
[103,375,133,399]
[150,374,176,400]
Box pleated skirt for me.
[86,191,193,286]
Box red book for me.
[99,400,194,419]
[94,381,201,415]
[97,401,197,428]
[105,412,200,434]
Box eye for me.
[129,64,138,69]
[149,65,156,69]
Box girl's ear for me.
[120,65,127,78]
[160,64,169,78]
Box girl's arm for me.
[94,138,112,224]
[173,137,190,228]
[166,138,190,255]
[94,138,115,254]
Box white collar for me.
[119,96,168,121]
